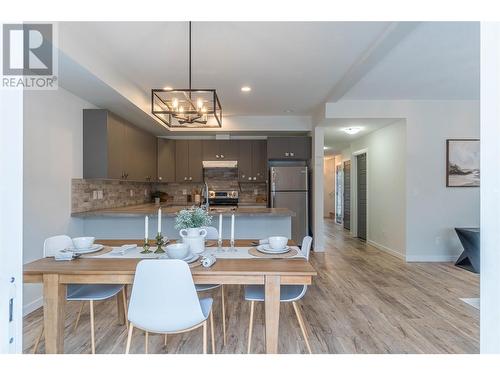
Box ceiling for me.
[323,118,402,155]
[56,21,479,133]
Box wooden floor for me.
[23,219,480,354]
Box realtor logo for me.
[2,23,58,89]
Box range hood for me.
[202,160,238,168]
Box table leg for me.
[264,275,281,354]
[43,274,66,354]
[116,286,127,325]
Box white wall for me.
[326,100,480,262]
[480,22,500,354]
[341,120,407,258]
[311,127,325,251]
[23,88,95,315]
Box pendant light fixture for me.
[151,22,222,128]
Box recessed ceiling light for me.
[341,127,362,135]
[284,109,294,113]
[241,86,251,92]
[163,86,173,90]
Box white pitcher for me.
[179,227,207,254]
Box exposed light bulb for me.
[241,86,251,92]
[179,106,184,113]
[196,98,203,110]
[172,98,179,109]
[201,106,207,113]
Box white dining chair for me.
[125,259,214,354]
[33,235,126,354]
[244,236,313,354]
[198,226,227,345]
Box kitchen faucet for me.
[202,181,209,211]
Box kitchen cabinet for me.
[175,140,203,182]
[238,140,268,182]
[83,109,157,180]
[267,136,311,160]
[157,138,176,182]
[202,140,239,160]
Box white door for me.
[0,84,24,353]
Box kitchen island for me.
[72,204,294,240]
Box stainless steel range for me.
[207,190,239,208]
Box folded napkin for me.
[201,254,217,268]
[110,244,137,255]
[54,250,74,261]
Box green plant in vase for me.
[175,207,212,254]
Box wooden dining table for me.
[23,239,317,354]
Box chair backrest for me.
[43,235,73,257]
[300,236,313,260]
[202,226,219,240]
[128,259,207,333]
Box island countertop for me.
[71,204,295,218]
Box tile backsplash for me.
[72,177,268,213]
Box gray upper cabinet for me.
[83,109,157,181]
[238,140,268,182]
[267,136,311,160]
[157,138,176,182]
[202,140,239,161]
[175,140,203,182]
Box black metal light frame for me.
[151,21,222,128]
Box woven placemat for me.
[81,246,113,257]
[248,247,298,259]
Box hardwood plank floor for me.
[23,219,479,354]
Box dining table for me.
[23,239,317,354]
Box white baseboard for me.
[23,297,43,317]
[406,254,459,262]
[367,239,405,260]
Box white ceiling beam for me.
[324,22,421,103]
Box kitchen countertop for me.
[71,204,295,217]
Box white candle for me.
[218,214,223,241]
[158,208,162,233]
[230,214,235,241]
[145,216,149,239]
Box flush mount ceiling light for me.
[241,86,251,92]
[341,127,362,135]
[152,22,222,128]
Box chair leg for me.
[73,301,85,332]
[33,326,44,354]
[210,310,216,354]
[90,300,96,354]
[221,285,227,346]
[247,300,255,354]
[292,301,312,354]
[145,331,149,354]
[122,288,128,329]
[125,323,134,354]
[202,321,207,354]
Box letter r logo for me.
[3,24,53,76]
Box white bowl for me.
[72,236,95,250]
[167,243,190,260]
[268,236,288,250]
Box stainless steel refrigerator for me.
[270,166,309,244]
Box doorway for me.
[356,153,367,241]
[343,160,351,230]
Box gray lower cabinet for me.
[238,140,268,182]
[267,136,311,160]
[83,109,157,181]
[175,140,203,182]
[157,138,176,182]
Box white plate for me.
[184,253,200,264]
[67,244,104,254]
[256,244,290,254]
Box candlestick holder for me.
[140,238,152,254]
[228,239,237,252]
[154,233,166,254]
[216,238,225,253]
